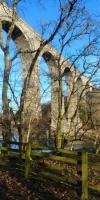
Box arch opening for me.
[62,67,73,112]
[2,21,22,40]
[38,53,52,143]
[0,27,23,143]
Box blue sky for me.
[17,0,100,64]
[17,0,100,33]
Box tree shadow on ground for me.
[0,157,80,200]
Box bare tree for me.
[0,0,99,152]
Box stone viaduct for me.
[0,3,93,142]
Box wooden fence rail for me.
[0,141,100,200]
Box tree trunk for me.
[56,67,63,149]
[2,53,11,147]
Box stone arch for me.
[42,51,58,75]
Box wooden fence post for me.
[81,152,88,200]
[25,143,31,178]
[77,151,82,194]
